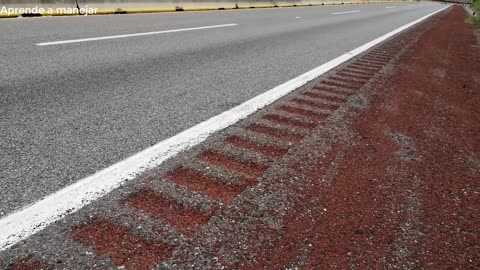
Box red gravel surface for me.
[6,256,53,270]
[124,188,213,236]
[71,217,174,270]
[259,6,480,269]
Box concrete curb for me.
[0,0,413,19]
[464,4,474,16]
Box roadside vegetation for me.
[467,0,480,27]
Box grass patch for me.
[472,0,480,11]
[467,0,480,27]
[466,17,480,27]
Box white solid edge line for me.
[385,6,397,9]
[331,10,361,15]
[36,23,238,46]
[0,4,451,251]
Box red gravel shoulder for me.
[262,6,480,269]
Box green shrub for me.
[467,0,480,27]
[471,0,480,13]
[466,17,480,27]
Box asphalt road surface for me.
[0,1,446,217]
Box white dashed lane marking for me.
[36,24,238,46]
[331,10,361,15]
